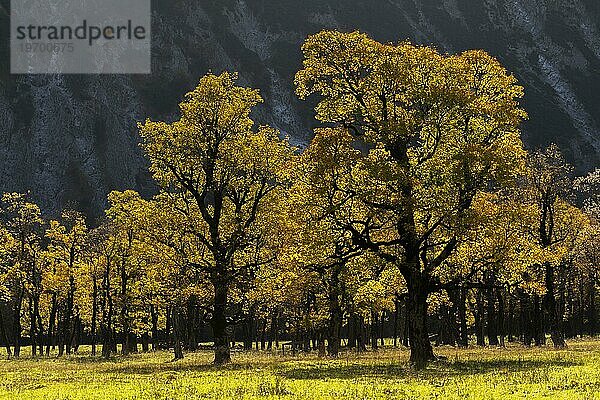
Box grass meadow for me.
[1,340,600,399]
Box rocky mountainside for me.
[1,0,599,217]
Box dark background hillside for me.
[1,0,599,217]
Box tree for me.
[576,168,600,220]
[295,30,527,367]
[292,127,365,356]
[105,191,151,355]
[139,72,294,365]
[522,144,574,348]
[444,192,543,347]
[45,210,88,355]
[1,193,44,357]
[0,223,16,356]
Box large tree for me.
[139,72,294,365]
[295,31,527,367]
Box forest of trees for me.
[1,31,599,369]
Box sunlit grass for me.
[1,339,600,399]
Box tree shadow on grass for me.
[102,362,253,375]
[276,358,581,381]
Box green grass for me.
[1,340,600,399]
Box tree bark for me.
[91,279,98,356]
[327,271,342,357]
[497,288,505,347]
[507,292,515,343]
[393,299,400,347]
[371,310,378,350]
[46,294,57,356]
[0,306,12,357]
[474,289,485,346]
[211,282,231,365]
[186,297,200,351]
[533,295,545,346]
[12,288,23,357]
[588,272,597,336]
[458,285,468,348]
[150,305,159,351]
[29,297,37,356]
[406,274,434,368]
[543,263,566,348]
[63,273,76,355]
[486,282,499,346]
[357,315,366,352]
[244,308,254,351]
[172,307,184,361]
[260,319,266,350]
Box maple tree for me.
[139,72,295,364]
[295,30,527,367]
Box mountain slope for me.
[0,0,599,216]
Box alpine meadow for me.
[1,29,600,400]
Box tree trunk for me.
[474,289,485,346]
[589,272,597,336]
[58,308,65,357]
[519,291,532,346]
[141,333,149,352]
[543,263,566,348]
[380,311,386,347]
[406,275,434,368]
[393,299,399,347]
[533,295,545,346]
[29,297,37,356]
[186,297,199,351]
[13,289,23,357]
[172,307,184,361]
[260,319,266,350]
[402,301,410,347]
[91,279,98,356]
[458,286,468,348]
[0,306,12,357]
[357,315,366,352]
[65,276,75,355]
[486,273,499,346]
[101,256,114,358]
[244,308,254,351]
[73,316,82,353]
[46,294,57,356]
[327,273,342,357]
[269,311,278,350]
[317,331,326,356]
[371,310,378,350]
[497,288,505,347]
[347,313,357,349]
[150,305,159,351]
[507,292,515,343]
[211,282,231,365]
[486,294,498,346]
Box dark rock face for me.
[1,0,599,216]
